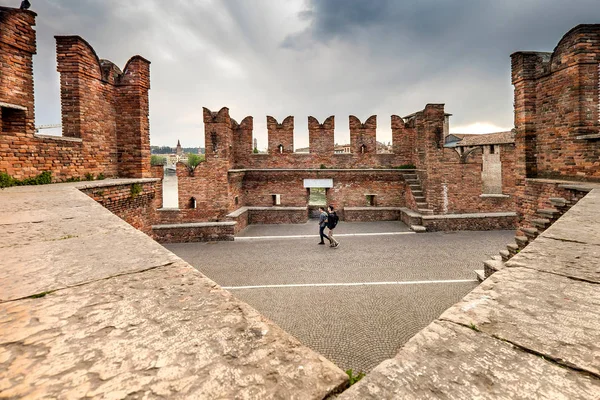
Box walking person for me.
[327,205,340,248]
[317,207,331,245]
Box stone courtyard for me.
[166,223,514,372]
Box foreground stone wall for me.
[0,7,151,181]
[0,182,348,398]
[340,189,600,399]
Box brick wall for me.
[81,180,161,236]
[515,179,587,234]
[510,25,600,234]
[0,7,151,181]
[207,107,415,170]
[512,25,600,181]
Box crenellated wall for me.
[511,24,600,230]
[0,6,151,181]
[160,104,516,228]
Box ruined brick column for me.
[267,116,294,155]
[202,107,235,218]
[391,115,416,166]
[233,116,253,168]
[349,115,377,155]
[117,56,151,178]
[0,7,36,138]
[308,116,335,164]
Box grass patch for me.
[130,183,142,198]
[0,171,52,188]
[96,173,105,180]
[346,369,365,386]
[27,290,56,299]
[468,322,480,332]
[392,164,416,170]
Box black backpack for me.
[328,212,339,229]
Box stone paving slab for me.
[0,183,347,398]
[506,236,600,283]
[440,267,600,376]
[236,220,411,237]
[338,320,600,399]
[229,282,478,372]
[0,262,346,399]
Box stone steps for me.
[418,208,434,215]
[499,250,510,262]
[410,225,427,233]
[522,227,539,240]
[482,195,580,282]
[549,197,569,208]
[507,243,519,256]
[537,208,560,220]
[475,269,485,282]
[402,173,418,180]
[532,218,551,229]
[416,202,428,208]
[483,259,505,278]
[515,235,529,250]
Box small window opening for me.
[278,144,284,154]
[360,144,367,154]
[190,197,197,209]
[234,196,239,206]
[272,194,281,206]
[308,188,327,206]
[365,194,376,206]
[490,145,495,154]
[210,131,218,153]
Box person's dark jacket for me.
[327,212,338,229]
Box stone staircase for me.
[401,171,433,216]
[477,197,575,281]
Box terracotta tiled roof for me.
[451,131,515,146]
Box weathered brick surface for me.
[512,25,600,181]
[81,180,160,236]
[344,209,402,222]
[516,179,587,234]
[248,209,308,224]
[423,215,517,232]
[511,25,600,234]
[0,7,151,181]
[152,224,235,243]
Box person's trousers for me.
[319,225,330,243]
[328,229,339,245]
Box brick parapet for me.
[511,24,600,181]
[0,9,151,182]
[0,7,36,138]
[80,180,161,236]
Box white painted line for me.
[235,231,416,240]
[222,279,477,290]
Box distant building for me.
[334,144,351,154]
[167,140,188,167]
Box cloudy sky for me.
[27,0,600,149]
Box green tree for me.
[186,153,205,168]
[150,155,167,166]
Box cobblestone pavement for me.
[236,220,412,237]
[166,228,515,372]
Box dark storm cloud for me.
[21,0,600,148]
